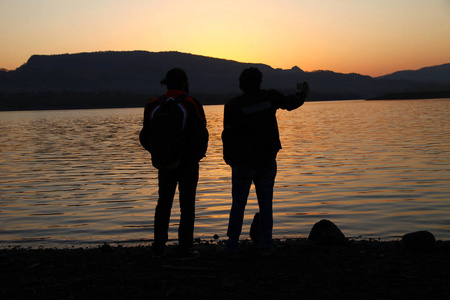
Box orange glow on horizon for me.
[0,0,449,77]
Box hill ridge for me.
[1,51,449,110]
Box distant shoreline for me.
[1,92,449,112]
[366,90,450,100]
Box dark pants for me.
[227,159,277,250]
[152,161,199,252]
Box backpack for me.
[141,94,187,170]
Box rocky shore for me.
[1,237,449,300]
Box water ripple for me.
[0,100,449,248]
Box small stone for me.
[99,243,113,253]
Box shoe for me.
[152,245,167,259]
[152,249,167,259]
[260,247,276,257]
[216,246,239,258]
[175,249,200,261]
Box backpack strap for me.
[151,93,188,131]
[162,93,187,103]
[175,94,188,131]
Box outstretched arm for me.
[274,81,309,111]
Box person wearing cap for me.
[220,67,309,257]
[140,68,208,259]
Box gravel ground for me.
[1,239,449,300]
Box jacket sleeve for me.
[222,102,239,166]
[270,89,308,111]
[189,97,209,161]
[139,103,152,152]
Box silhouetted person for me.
[140,68,208,259]
[221,67,308,257]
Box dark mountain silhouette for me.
[1,51,449,110]
[377,63,450,83]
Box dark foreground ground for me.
[1,239,449,300]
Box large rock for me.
[308,219,347,245]
[402,231,436,251]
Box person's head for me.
[239,67,262,92]
[160,68,189,92]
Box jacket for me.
[140,90,209,164]
[222,89,307,166]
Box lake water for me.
[0,99,449,248]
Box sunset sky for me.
[1,0,449,77]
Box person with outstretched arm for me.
[220,67,308,257]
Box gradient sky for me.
[1,0,449,77]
